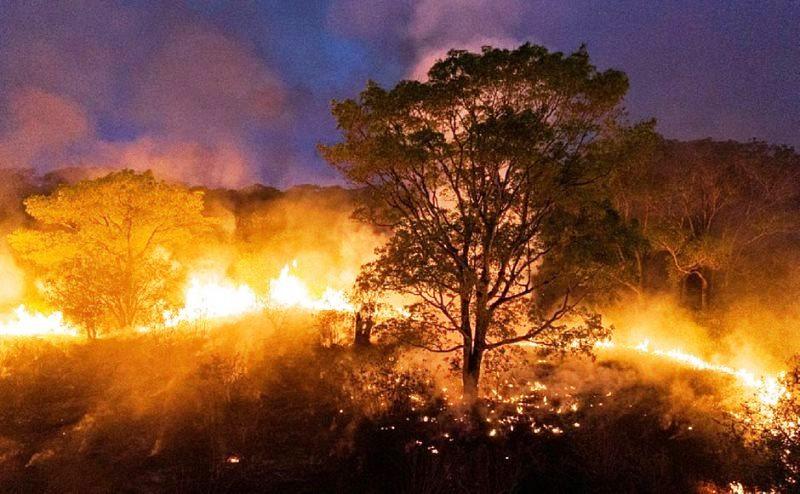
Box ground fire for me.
[0,257,789,433]
[0,20,797,493]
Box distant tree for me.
[9,170,214,337]
[350,280,377,348]
[322,44,637,398]
[352,309,375,348]
[601,123,662,299]
[610,140,800,308]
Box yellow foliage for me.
[8,170,216,336]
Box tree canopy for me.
[610,138,800,307]
[9,170,214,337]
[322,44,638,397]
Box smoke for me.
[602,294,795,377]
[216,186,384,295]
[0,168,41,309]
[0,246,24,307]
[0,89,94,169]
[404,0,528,79]
[0,1,289,187]
[328,0,531,80]
[408,36,521,81]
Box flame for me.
[0,305,78,337]
[164,274,264,327]
[0,260,356,335]
[267,261,353,312]
[0,260,791,427]
[595,338,786,407]
[164,260,354,327]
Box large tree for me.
[9,170,214,337]
[322,44,635,397]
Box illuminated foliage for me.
[741,357,800,489]
[322,44,636,397]
[9,170,215,336]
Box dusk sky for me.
[0,0,797,187]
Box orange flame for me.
[267,260,353,312]
[594,338,786,409]
[164,274,264,326]
[163,260,354,327]
[0,305,78,337]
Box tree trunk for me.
[683,270,710,311]
[462,344,483,402]
[463,313,489,403]
[698,272,709,311]
[86,326,97,340]
[635,250,645,300]
[458,287,482,402]
[353,309,373,348]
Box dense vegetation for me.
[1,44,799,492]
[0,321,777,493]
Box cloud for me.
[329,0,530,80]
[0,1,288,187]
[0,89,93,168]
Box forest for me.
[0,44,799,493]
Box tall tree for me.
[9,170,214,337]
[322,44,635,398]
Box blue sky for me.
[0,0,797,187]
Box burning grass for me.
[0,264,794,492]
[0,316,784,493]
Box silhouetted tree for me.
[322,44,637,398]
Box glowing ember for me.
[0,305,78,337]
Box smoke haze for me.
[0,1,795,187]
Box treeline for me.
[609,137,800,311]
[1,136,798,321]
